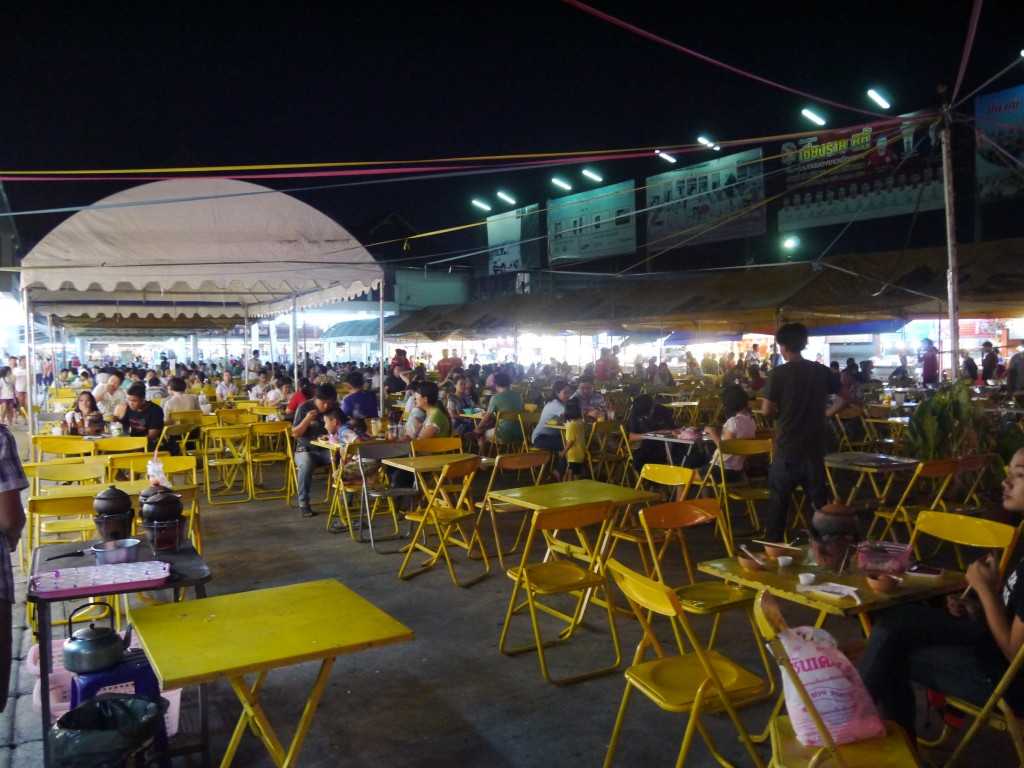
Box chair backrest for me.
[125,454,198,484]
[522,501,615,567]
[893,458,958,511]
[636,463,695,499]
[355,441,413,462]
[410,437,463,456]
[494,450,550,475]
[167,410,203,423]
[106,451,169,480]
[203,425,251,456]
[717,438,773,458]
[957,453,993,505]
[427,456,482,510]
[250,420,293,440]
[93,436,148,455]
[219,410,260,425]
[910,510,1019,577]
[33,462,107,485]
[33,436,96,461]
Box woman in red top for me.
[286,381,314,420]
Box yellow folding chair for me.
[868,458,958,542]
[586,420,630,484]
[603,560,766,768]
[249,421,296,502]
[499,501,621,685]
[711,438,773,535]
[753,590,920,768]
[31,435,96,462]
[476,451,549,570]
[399,455,488,587]
[92,436,148,455]
[202,425,252,504]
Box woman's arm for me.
[418,408,440,439]
[968,554,1024,662]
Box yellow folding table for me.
[130,579,414,768]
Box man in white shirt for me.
[246,350,261,383]
[92,372,127,417]
[249,372,269,401]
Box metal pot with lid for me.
[92,485,133,516]
[62,603,133,673]
[140,489,184,522]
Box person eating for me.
[859,447,1024,741]
[113,383,165,451]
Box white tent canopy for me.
[21,178,382,325]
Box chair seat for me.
[405,505,474,526]
[727,487,770,501]
[365,486,421,499]
[510,561,604,594]
[40,520,96,535]
[771,716,919,767]
[626,652,764,713]
[675,583,755,613]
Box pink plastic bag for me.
[779,626,885,747]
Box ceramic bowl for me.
[737,554,763,571]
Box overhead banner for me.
[777,119,944,231]
[645,148,766,248]
[487,204,540,275]
[547,181,636,261]
[976,84,1024,202]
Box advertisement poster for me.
[777,118,944,231]
[975,84,1024,202]
[546,181,636,262]
[645,148,766,248]
[487,204,540,275]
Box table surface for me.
[381,453,477,473]
[486,478,659,511]
[699,555,965,617]
[825,452,920,470]
[131,579,414,689]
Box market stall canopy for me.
[386,237,1024,340]
[323,316,402,341]
[20,178,383,331]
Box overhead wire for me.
[949,0,985,105]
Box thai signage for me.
[487,204,540,275]
[778,119,944,231]
[975,83,1024,202]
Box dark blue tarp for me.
[663,331,743,345]
[806,320,907,336]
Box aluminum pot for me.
[91,538,141,564]
[62,604,132,674]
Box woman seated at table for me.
[403,381,451,441]
[700,384,756,480]
[64,391,105,435]
[445,375,479,439]
[859,447,1024,741]
[531,379,571,480]
[624,393,677,470]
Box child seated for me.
[559,401,587,481]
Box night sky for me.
[2,1,1022,268]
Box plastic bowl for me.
[866,574,900,594]
[91,538,141,565]
[764,542,801,559]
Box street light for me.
[801,108,826,126]
[582,169,603,182]
[655,150,677,163]
[551,177,572,191]
[496,191,516,205]
[867,88,891,109]
[471,199,491,211]
[782,235,800,257]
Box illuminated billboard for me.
[546,181,636,262]
[646,148,766,248]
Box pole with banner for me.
[940,104,960,381]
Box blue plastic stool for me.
[71,650,170,767]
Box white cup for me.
[777,556,793,568]
[894,392,906,406]
[798,573,816,585]
[50,425,63,436]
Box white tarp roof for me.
[20,178,382,328]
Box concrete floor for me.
[3,423,1015,767]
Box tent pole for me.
[379,279,385,416]
[291,295,299,386]
[22,288,35,448]
[940,105,960,381]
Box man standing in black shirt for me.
[761,324,852,542]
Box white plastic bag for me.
[147,452,169,487]
[779,626,885,747]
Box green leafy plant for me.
[902,380,989,460]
